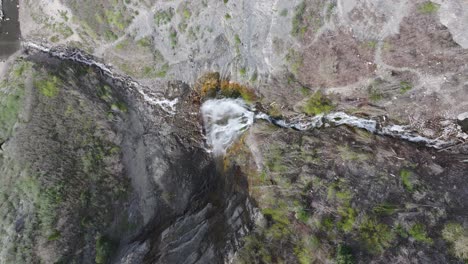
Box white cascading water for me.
[201,99,254,155]
[201,99,457,155]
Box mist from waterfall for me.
[201,99,255,155]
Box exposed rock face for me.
[0,53,255,263]
[457,112,468,133]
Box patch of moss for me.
[419,2,439,14]
[34,75,61,98]
[400,169,413,192]
[303,91,335,116]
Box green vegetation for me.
[95,235,112,264]
[0,61,32,142]
[338,145,369,162]
[367,40,378,49]
[336,244,355,264]
[280,9,288,17]
[239,67,247,76]
[234,34,241,54]
[359,217,395,254]
[137,37,152,48]
[419,2,440,14]
[373,203,398,216]
[105,10,129,31]
[292,1,308,37]
[442,223,468,261]
[400,81,413,94]
[225,13,231,19]
[34,75,61,98]
[368,81,383,102]
[169,28,178,48]
[0,80,25,140]
[183,8,191,19]
[409,223,433,244]
[303,91,335,116]
[400,169,413,192]
[154,8,175,26]
[285,49,303,76]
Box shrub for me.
[409,223,433,244]
[303,91,335,115]
[197,73,256,102]
[442,223,468,260]
[336,244,355,264]
[359,217,395,254]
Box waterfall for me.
[201,99,255,155]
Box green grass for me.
[303,91,335,116]
[34,75,61,98]
[419,2,440,14]
[225,13,231,19]
[400,169,413,192]
[409,223,433,244]
[400,81,413,94]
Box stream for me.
[202,99,458,155]
[23,42,459,155]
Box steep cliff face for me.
[1,0,468,263]
[0,51,255,263]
